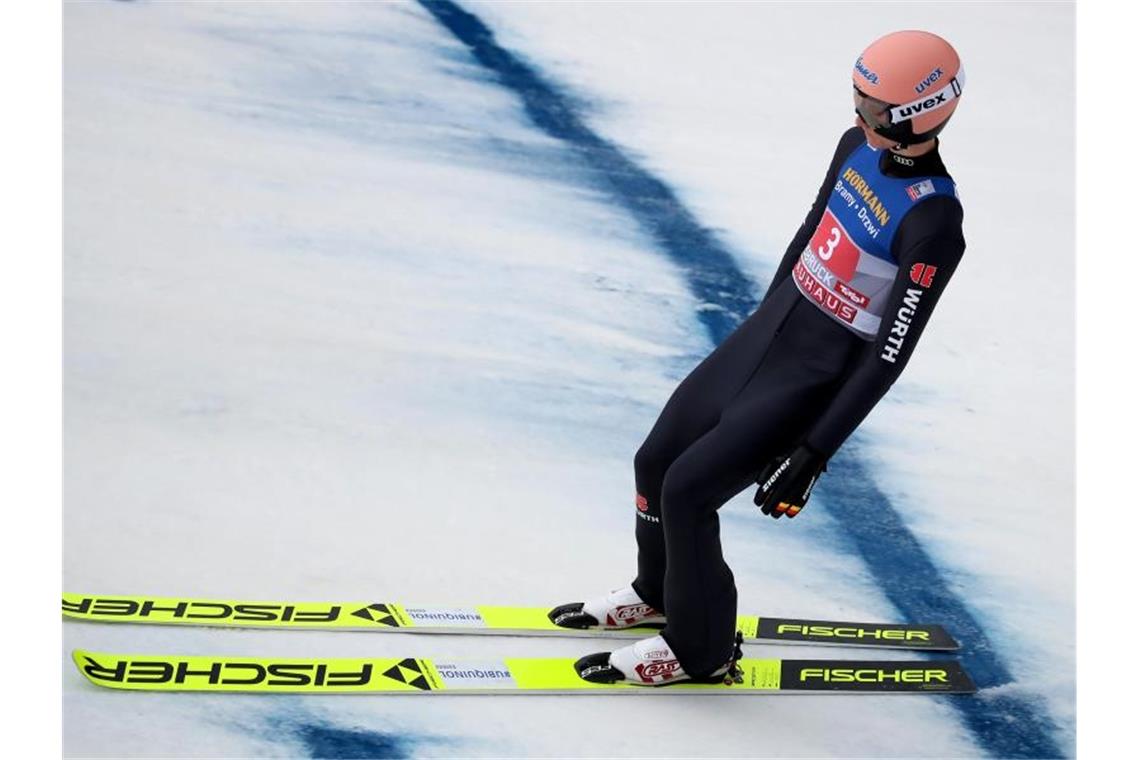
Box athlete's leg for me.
[654,404,804,674]
[631,290,793,609]
[656,304,862,675]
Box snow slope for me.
[64,1,1073,756]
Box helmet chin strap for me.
[877,132,908,152]
[866,123,908,152]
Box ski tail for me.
[745,616,959,650]
[71,650,976,695]
[778,659,975,693]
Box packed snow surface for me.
[65,1,1073,756]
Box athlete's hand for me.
[754,445,827,519]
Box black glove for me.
[753,445,827,519]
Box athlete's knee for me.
[634,434,675,486]
[659,460,716,521]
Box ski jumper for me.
[631,127,966,676]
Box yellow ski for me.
[71,650,976,694]
[62,593,959,650]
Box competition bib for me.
[793,144,956,338]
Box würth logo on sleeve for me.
[880,288,925,364]
[881,264,938,363]
[635,493,659,523]
[909,263,937,287]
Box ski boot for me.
[548,584,666,630]
[574,631,745,686]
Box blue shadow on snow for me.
[293,723,417,759]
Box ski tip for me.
[61,592,89,619]
[71,650,112,689]
[72,649,150,692]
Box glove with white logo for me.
[753,445,827,519]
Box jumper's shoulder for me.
[908,194,964,236]
[817,127,867,183]
[894,195,966,266]
[834,126,866,163]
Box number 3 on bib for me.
[817,227,840,261]
[807,209,860,281]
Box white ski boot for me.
[574,633,743,686]
[548,584,666,630]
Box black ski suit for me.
[631,127,966,676]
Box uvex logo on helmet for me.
[915,67,945,94]
[895,92,950,119]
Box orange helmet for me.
[853,30,965,147]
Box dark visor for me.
[853,85,894,129]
